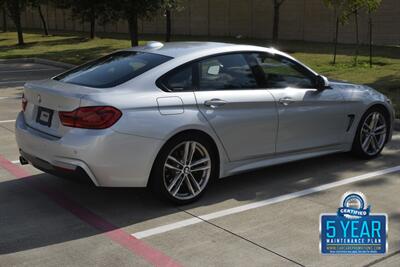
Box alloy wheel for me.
[163,141,211,200]
[360,112,387,156]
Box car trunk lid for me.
[23,79,98,137]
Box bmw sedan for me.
[15,42,395,204]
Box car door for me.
[251,52,347,154]
[193,53,278,161]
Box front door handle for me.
[204,98,227,108]
[279,97,295,106]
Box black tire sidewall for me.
[149,134,218,205]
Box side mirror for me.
[315,75,330,90]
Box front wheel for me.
[150,134,217,204]
[352,107,389,159]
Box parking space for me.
[0,62,64,88]
[1,63,399,266]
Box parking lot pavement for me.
[0,62,65,88]
[1,63,400,266]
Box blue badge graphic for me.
[320,192,387,254]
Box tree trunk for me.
[369,12,373,68]
[6,0,24,45]
[272,3,280,42]
[165,9,171,42]
[38,5,48,36]
[2,7,7,32]
[333,17,339,65]
[128,13,139,47]
[354,10,359,65]
[90,8,95,39]
[15,16,24,45]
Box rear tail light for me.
[22,93,27,112]
[59,106,122,129]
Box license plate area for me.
[36,106,54,127]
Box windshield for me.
[54,51,172,88]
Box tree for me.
[323,0,346,65]
[364,0,382,67]
[162,0,183,42]
[1,0,7,32]
[346,0,362,65]
[52,0,116,39]
[272,0,286,42]
[112,0,162,47]
[4,0,26,45]
[342,0,367,65]
[29,0,48,36]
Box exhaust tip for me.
[19,156,29,165]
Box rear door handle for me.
[279,97,295,106]
[204,98,227,108]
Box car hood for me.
[329,79,379,93]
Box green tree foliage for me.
[341,0,382,65]
[324,0,381,66]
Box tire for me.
[352,107,389,159]
[149,133,218,204]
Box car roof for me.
[126,41,282,58]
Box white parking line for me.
[131,165,400,239]
[11,160,20,164]
[0,96,21,100]
[0,119,16,124]
[0,81,26,85]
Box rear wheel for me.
[352,107,389,159]
[150,134,217,204]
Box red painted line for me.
[0,155,182,267]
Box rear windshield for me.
[54,51,172,88]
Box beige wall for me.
[2,0,399,45]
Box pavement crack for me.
[363,249,400,266]
[178,208,305,267]
[0,124,14,133]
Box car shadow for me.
[0,136,399,255]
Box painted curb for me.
[0,58,75,69]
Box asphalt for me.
[0,62,399,267]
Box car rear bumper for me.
[20,149,95,185]
[15,112,162,187]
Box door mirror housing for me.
[315,75,330,90]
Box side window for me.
[252,53,315,89]
[162,65,193,91]
[197,53,258,90]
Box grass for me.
[0,30,399,116]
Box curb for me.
[0,58,75,69]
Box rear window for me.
[54,51,172,88]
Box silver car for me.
[15,42,395,204]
